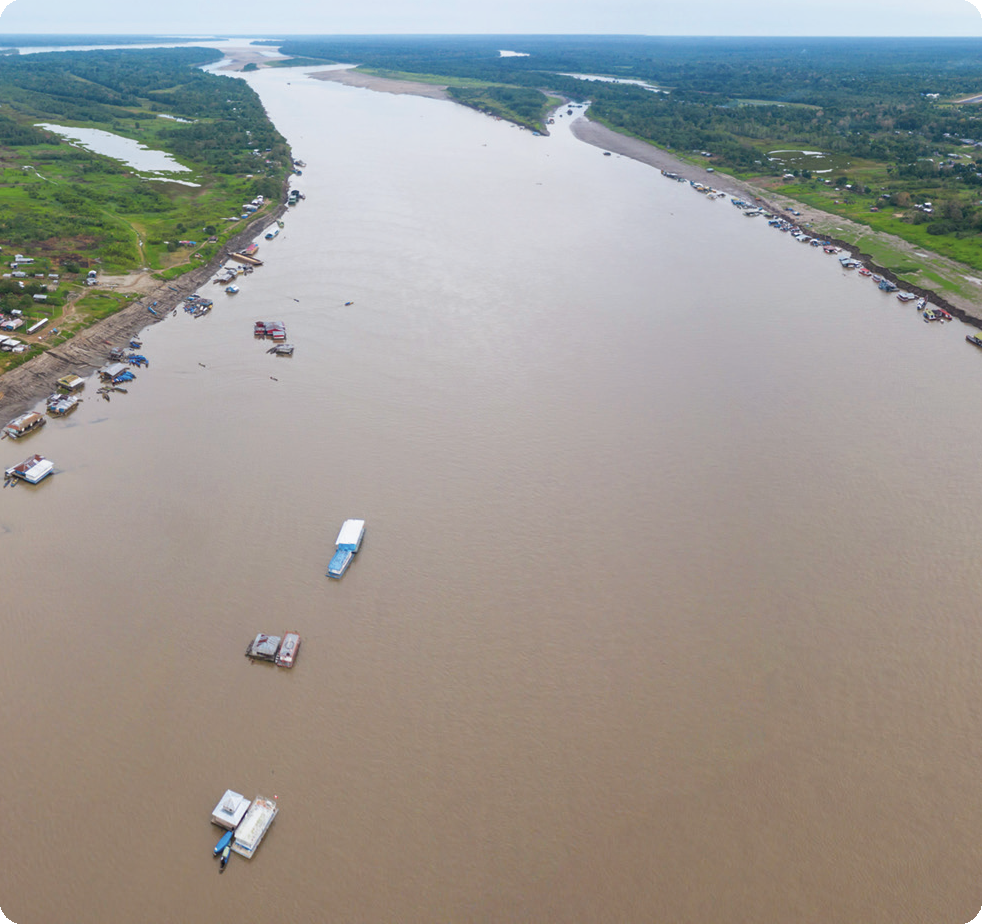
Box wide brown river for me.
[3,63,982,923]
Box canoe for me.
[214,829,234,856]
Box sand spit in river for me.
[309,67,451,101]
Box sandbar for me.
[309,67,450,101]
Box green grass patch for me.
[447,84,554,131]
[735,99,821,110]
[75,290,137,320]
[265,57,334,68]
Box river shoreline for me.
[569,115,982,329]
[4,63,981,423]
[0,204,287,420]
[307,65,982,326]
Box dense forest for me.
[0,48,288,174]
[0,47,290,269]
[272,36,982,163]
[271,36,982,255]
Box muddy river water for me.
[3,62,982,923]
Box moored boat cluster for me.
[2,338,151,486]
[712,185,972,336]
[210,790,279,872]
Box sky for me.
[0,0,982,37]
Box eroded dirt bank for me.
[0,207,285,420]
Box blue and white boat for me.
[213,829,233,856]
[327,519,365,578]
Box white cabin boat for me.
[336,519,365,551]
[231,795,278,858]
[327,519,366,578]
[275,632,301,668]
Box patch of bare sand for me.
[216,46,288,72]
[309,68,450,101]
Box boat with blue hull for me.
[327,547,353,578]
[213,829,233,856]
[327,519,365,578]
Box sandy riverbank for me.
[0,206,286,420]
[309,67,451,100]
[236,53,982,324]
[214,45,289,72]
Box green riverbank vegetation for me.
[271,35,982,291]
[0,46,291,373]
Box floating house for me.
[3,411,46,439]
[98,362,131,383]
[211,790,251,830]
[4,453,54,484]
[231,795,278,859]
[245,633,281,663]
[57,374,85,392]
[228,251,262,266]
[327,519,366,578]
[255,321,286,341]
[46,393,81,416]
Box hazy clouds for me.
[0,0,980,37]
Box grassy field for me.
[0,48,291,377]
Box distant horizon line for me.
[1,32,982,40]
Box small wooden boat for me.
[219,845,231,872]
[966,334,982,348]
